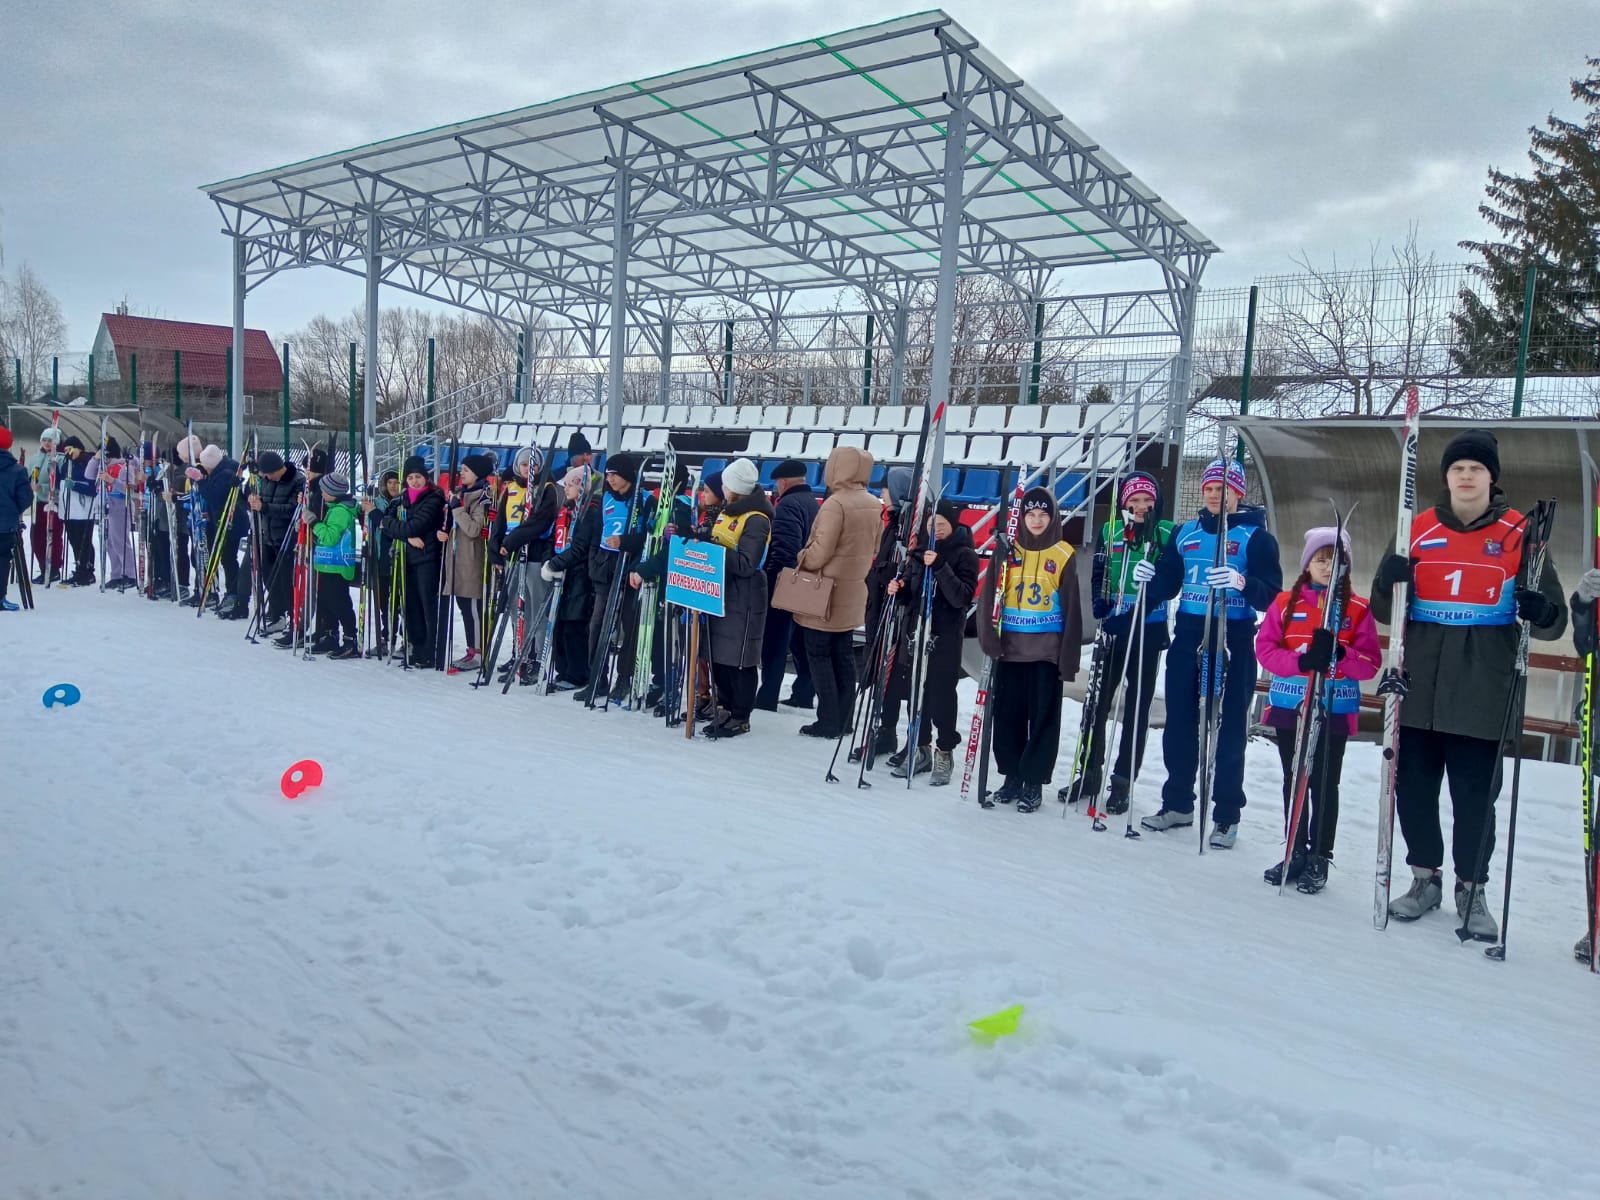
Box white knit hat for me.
[199,444,224,471]
[176,435,202,463]
[721,457,760,497]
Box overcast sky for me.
[4,0,1597,349]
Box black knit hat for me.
[62,435,85,452]
[772,459,808,481]
[568,431,592,456]
[308,444,332,475]
[1441,429,1499,483]
[257,450,285,474]
[402,455,430,480]
[460,452,496,481]
[1021,486,1055,514]
[603,451,642,485]
[935,497,963,529]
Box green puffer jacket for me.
[312,500,359,581]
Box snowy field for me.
[4,590,1598,1200]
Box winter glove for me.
[1297,627,1336,675]
[1515,587,1560,628]
[185,467,204,482]
[1206,565,1245,592]
[1091,597,1113,621]
[1577,568,1600,604]
[540,561,562,582]
[1378,553,1413,588]
[1131,559,1157,585]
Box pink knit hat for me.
[1300,525,1352,573]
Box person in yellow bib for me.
[700,457,775,739]
[976,486,1086,812]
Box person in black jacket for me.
[490,446,561,684]
[544,466,601,688]
[577,452,650,704]
[883,500,980,783]
[246,450,305,634]
[0,426,33,610]
[370,455,447,668]
[190,444,250,618]
[698,458,775,738]
[364,471,400,656]
[755,459,819,711]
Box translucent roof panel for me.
[204,10,1215,324]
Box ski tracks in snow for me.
[3,592,1599,1198]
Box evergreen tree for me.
[1452,59,1600,374]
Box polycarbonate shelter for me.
[200,9,1216,463]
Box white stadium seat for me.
[735,407,764,429]
[710,407,740,429]
[959,434,1005,465]
[643,427,670,450]
[461,422,484,442]
[1043,405,1079,433]
[773,430,806,457]
[746,431,776,456]
[866,433,900,460]
[836,431,867,449]
[969,405,1008,433]
[803,431,836,457]
[875,407,912,432]
[945,405,976,433]
[641,404,666,427]
[1006,406,1043,433]
[787,405,819,429]
[687,405,716,428]
[760,405,790,428]
[622,404,645,427]
[663,404,691,427]
[843,407,877,430]
[1003,435,1043,466]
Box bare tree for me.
[2,264,69,397]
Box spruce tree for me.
[1453,59,1600,374]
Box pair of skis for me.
[961,477,1023,805]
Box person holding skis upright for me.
[441,452,495,674]
[884,498,981,783]
[308,473,361,658]
[0,426,33,610]
[696,457,774,739]
[247,450,304,636]
[975,486,1085,812]
[1141,458,1282,847]
[1254,526,1382,891]
[1372,430,1565,938]
[544,466,600,690]
[374,456,447,668]
[29,426,65,585]
[1063,471,1174,813]
[1569,566,1600,963]
[58,436,99,586]
[490,447,559,685]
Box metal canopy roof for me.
[202,9,1215,327]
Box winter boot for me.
[848,729,897,763]
[516,659,540,686]
[1263,849,1307,887]
[451,648,482,673]
[328,643,360,661]
[273,632,296,650]
[1387,868,1443,921]
[261,616,288,637]
[987,776,1024,806]
[1140,807,1195,832]
[1454,880,1499,942]
[886,744,910,770]
[930,749,954,787]
[1015,782,1043,814]
[1208,823,1238,850]
[892,746,933,779]
[1105,775,1131,815]
[799,722,837,739]
[1296,854,1330,894]
[705,713,750,739]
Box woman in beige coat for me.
[440,452,494,670]
[794,446,882,738]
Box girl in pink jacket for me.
[1254,526,1382,893]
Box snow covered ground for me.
[4,591,1598,1199]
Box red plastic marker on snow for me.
[280,759,324,800]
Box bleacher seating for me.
[447,400,1156,509]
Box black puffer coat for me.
[708,490,775,669]
[380,485,447,563]
[253,467,305,551]
[893,521,981,674]
[549,494,601,621]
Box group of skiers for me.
[3,416,1595,962]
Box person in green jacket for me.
[309,473,360,659]
[1061,470,1175,814]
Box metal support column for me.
[363,211,380,477]
[348,343,359,476]
[1027,300,1045,405]
[1512,263,1537,418]
[925,107,970,498]
[887,307,910,408]
[88,354,96,405]
[657,320,674,409]
[515,330,526,407]
[280,343,290,453]
[51,356,58,403]
[1163,279,1199,471]
[174,349,182,419]
[231,235,246,457]
[128,354,136,408]
[606,169,630,457]
[861,312,875,406]
[721,320,734,407]
[520,323,535,414]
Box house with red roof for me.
[90,314,283,401]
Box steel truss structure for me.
[202,10,1215,459]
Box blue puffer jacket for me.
[767,482,819,581]
[0,449,32,534]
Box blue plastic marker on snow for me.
[43,683,82,709]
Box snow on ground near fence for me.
[4,593,1598,1199]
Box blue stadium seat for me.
[758,459,783,487]
[941,466,962,496]
[1054,472,1088,510]
[701,457,727,480]
[950,467,1001,504]
[867,461,887,489]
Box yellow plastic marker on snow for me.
[967,1004,1024,1039]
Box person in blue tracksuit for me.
[1139,457,1282,849]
